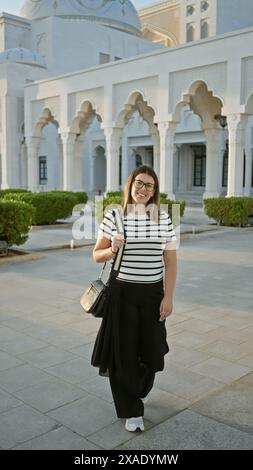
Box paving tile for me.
[45,358,98,384]
[169,331,215,349]
[191,382,253,434]
[1,316,37,331]
[87,419,153,450]
[237,353,253,368]
[0,351,24,371]
[197,339,253,362]
[119,410,253,450]
[239,372,253,388]
[0,364,55,393]
[142,387,189,424]
[48,396,117,437]
[78,375,114,403]
[12,426,101,450]
[173,318,220,333]
[69,342,95,360]
[155,366,224,401]
[19,346,78,369]
[0,335,49,356]
[189,357,251,383]
[0,388,23,413]
[0,405,58,449]
[13,377,87,412]
[165,345,212,369]
[0,326,24,342]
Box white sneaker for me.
[125,416,145,432]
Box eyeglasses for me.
[133,179,155,192]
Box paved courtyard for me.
[0,227,253,449]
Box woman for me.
[92,165,177,432]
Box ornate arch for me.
[115,91,158,134]
[33,108,59,137]
[70,100,102,134]
[172,80,225,128]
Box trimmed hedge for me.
[204,197,253,226]
[0,189,31,198]
[3,192,78,225]
[0,199,35,247]
[51,191,88,205]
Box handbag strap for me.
[98,208,125,279]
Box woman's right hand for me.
[111,234,125,253]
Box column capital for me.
[157,122,177,141]
[103,127,123,140]
[60,131,76,145]
[226,114,248,131]
[26,135,41,147]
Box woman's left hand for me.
[159,297,173,321]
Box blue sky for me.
[0,0,158,16]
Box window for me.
[222,143,246,188]
[136,154,142,168]
[201,19,209,39]
[222,142,228,187]
[201,1,209,12]
[39,156,47,185]
[99,53,110,64]
[186,23,195,42]
[186,5,195,16]
[192,145,206,187]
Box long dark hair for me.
[123,165,160,222]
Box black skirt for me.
[91,276,169,377]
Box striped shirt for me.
[98,209,176,284]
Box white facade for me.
[0,0,253,201]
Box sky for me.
[0,0,159,16]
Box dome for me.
[0,47,46,67]
[20,0,141,36]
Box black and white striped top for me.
[98,209,176,284]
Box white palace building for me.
[1,0,253,202]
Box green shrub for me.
[0,199,35,246]
[3,192,78,225]
[106,191,123,198]
[204,197,253,226]
[0,189,31,198]
[51,191,88,205]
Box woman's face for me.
[130,173,155,206]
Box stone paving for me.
[0,223,253,449]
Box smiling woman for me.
[91,165,177,433]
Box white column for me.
[20,141,27,189]
[61,132,76,191]
[218,133,227,194]
[151,132,160,177]
[1,96,21,188]
[158,122,176,200]
[74,136,84,191]
[227,114,248,197]
[58,136,63,190]
[203,127,222,199]
[244,148,253,196]
[104,127,122,192]
[121,134,129,185]
[27,136,40,191]
[173,145,180,191]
